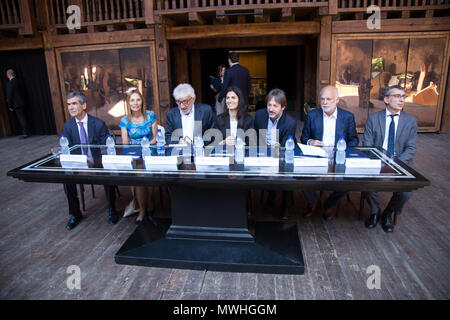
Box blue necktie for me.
[78,122,88,154]
[387,114,398,156]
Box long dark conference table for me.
[7,144,430,274]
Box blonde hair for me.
[125,90,146,118]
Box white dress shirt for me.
[180,105,195,142]
[266,117,279,146]
[229,119,238,137]
[322,108,337,147]
[382,109,401,151]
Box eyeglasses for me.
[389,94,406,99]
[176,97,192,106]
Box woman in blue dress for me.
[120,89,158,225]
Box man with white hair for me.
[300,85,359,220]
[165,83,216,144]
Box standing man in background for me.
[218,52,252,106]
[5,69,30,138]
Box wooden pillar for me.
[18,0,36,35]
[190,49,202,103]
[317,15,332,100]
[43,31,66,134]
[440,64,450,132]
[154,23,171,127]
[0,80,12,137]
[172,45,189,85]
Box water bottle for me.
[235,135,244,163]
[141,136,151,157]
[156,129,165,156]
[194,133,204,157]
[335,136,346,165]
[285,135,295,164]
[106,134,116,155]
[60,134,69,154]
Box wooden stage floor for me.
[0,133,448,300]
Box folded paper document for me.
[298,143,328,157]
[345,158,381,168]
[244,157,279,167]
[294,157,329,167]
[195,156,230,166]
[60,154,87,163]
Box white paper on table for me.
[345,158,382,168]
[60,161,89,169]
[345,167,381,175]
[294,157,329,167]
[294,166,329,174]
[144,156,179,171]
[195,156,230,166]
[102,155,133,170]
[244,157,279,167]
[60,154,87,163]
[298,143,328,157]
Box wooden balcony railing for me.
[49,0,146,28]
[0,0,35,34]
[155,0,329,13]
[338,0,450,11]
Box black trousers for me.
[365,191,412,215]
[14,107,28,135]
[63,184,116,218]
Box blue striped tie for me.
[387,114,398,156]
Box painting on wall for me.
[333,36,448,130]
[59,45,157,130]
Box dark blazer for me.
[6,77,27,110]
[300,107,359,148]
[165,103,216,145]
[254,109,297,147]
[362,109,417,166]
[216,112,254,145]
[63,114,109,147]
[218,64,252,105]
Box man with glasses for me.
[165,83,216,145]
[363,85,418,232]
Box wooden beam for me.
[42,31,65,134]
[154,23,171,127]
[51,28,155,47]
[18,0,35,35]
[328,0,338,16]
[332,17,450,33]
[167,21,320,40]
[189,12,206,25]
[317,16,332,97]
[0,37,43,51]
[144,0,155,25]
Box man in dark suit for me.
[63,92,118,230]
[165,83,216,145]
[254,88,297,219]
[5,69,30,138]
[218,52,252,106]
[300,85,359,220]
[254,88,297,148]
[363,85,417,233]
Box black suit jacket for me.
[218,64,252,105]
[254,109,297,147]
[6,77,27,110]
[300,107,359,148]
[63,114,109,147]
[165,103,216,145]
[216,112,254,145]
